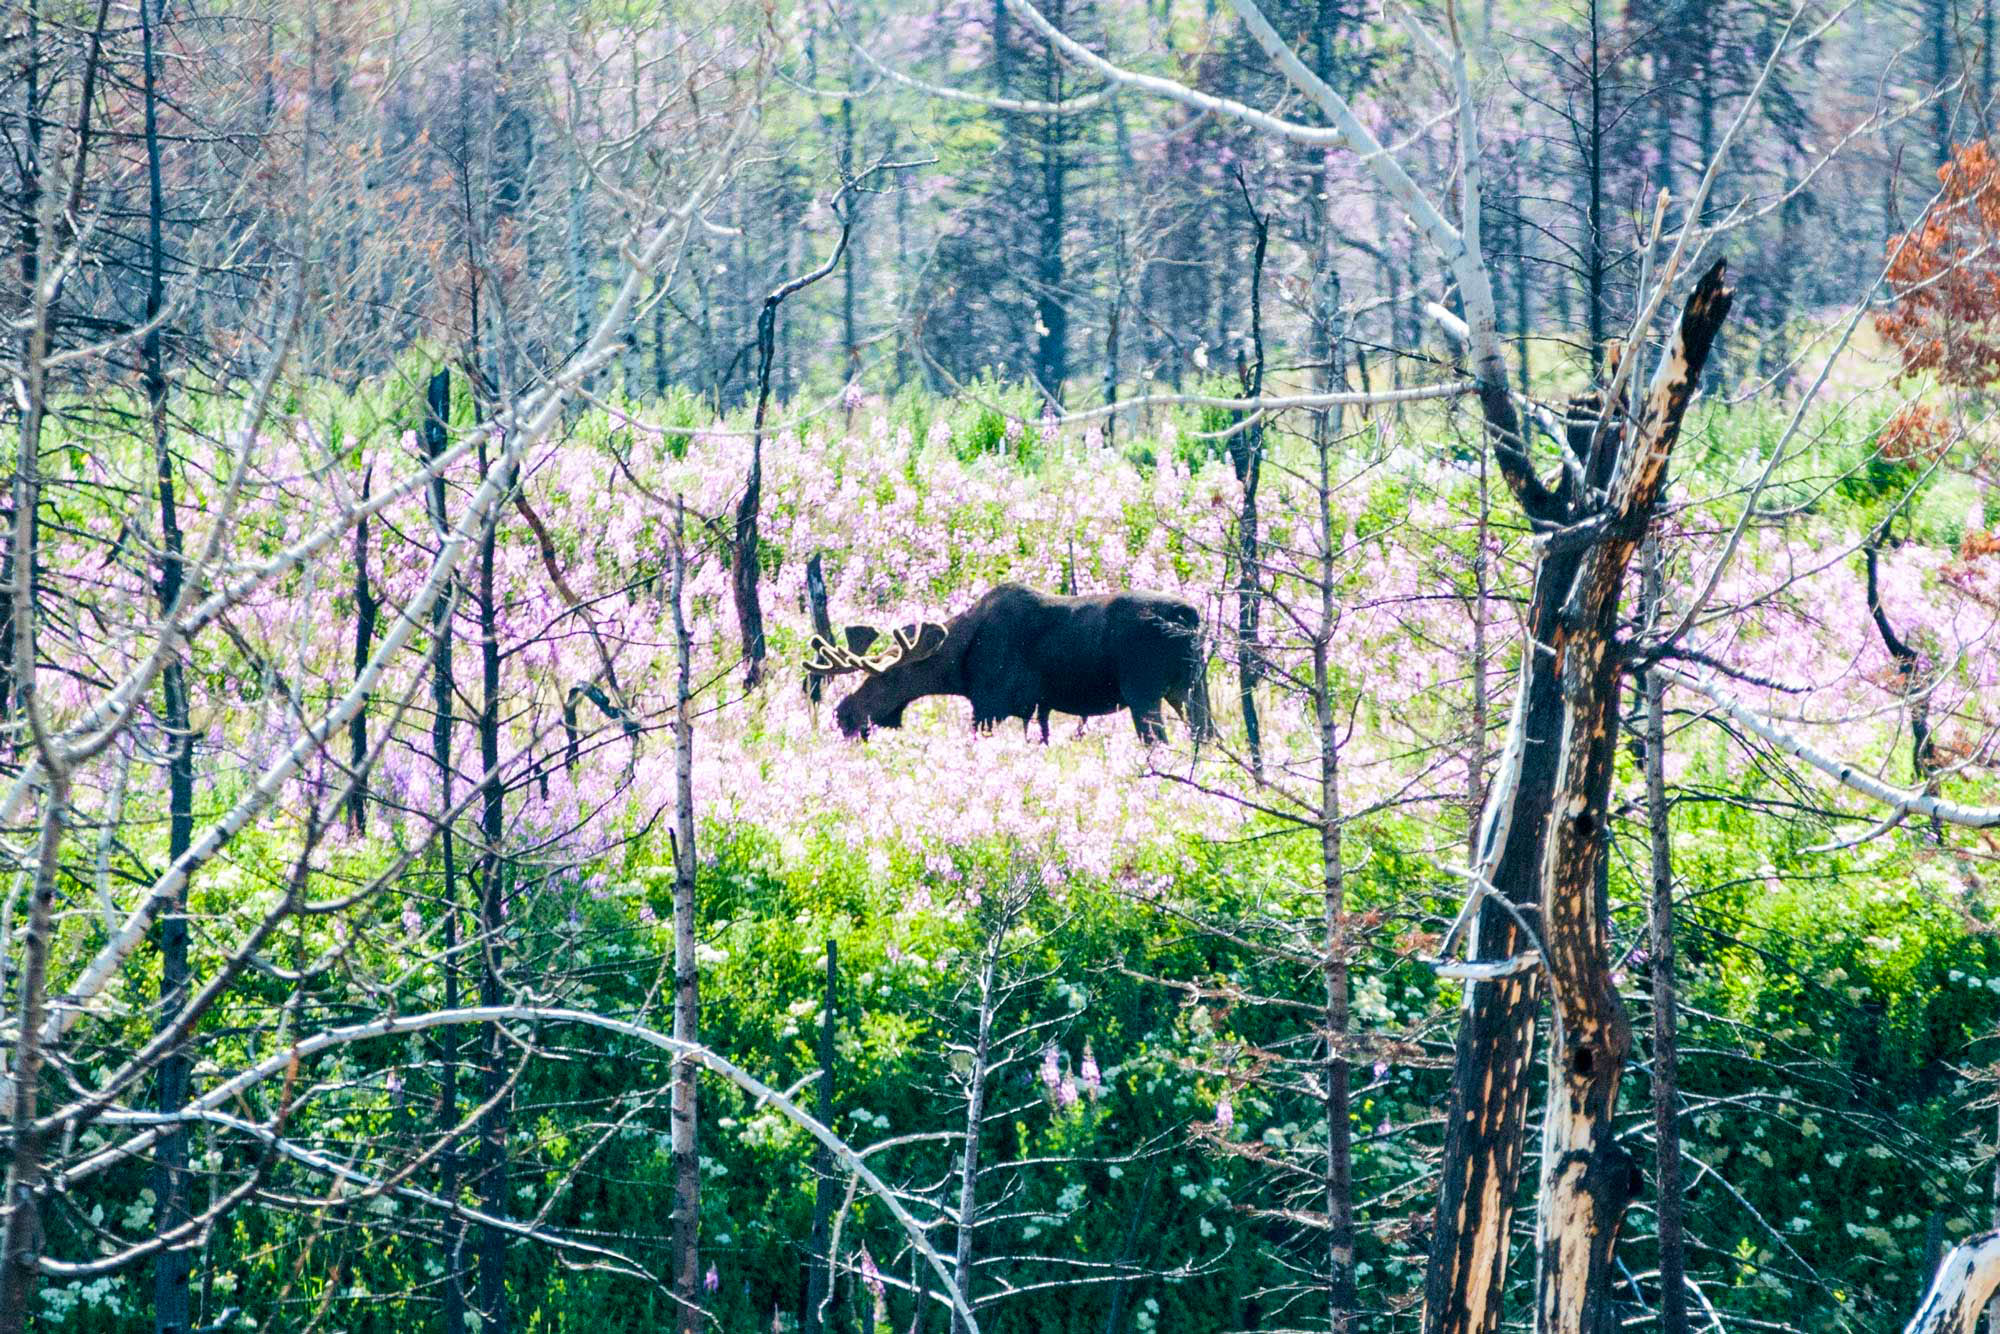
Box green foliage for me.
[946,373,1048,464]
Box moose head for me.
[806,620,952,738]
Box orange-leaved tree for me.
[1878,139,2000,385]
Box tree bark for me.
[806,941,839,1334]
[348,467,377,833]
[424,370,469,1334]
[1423,539,1572,1334]
[0,788,69,1334]
[1315,410,1355,1334]
[952,937,1000,1334]
[1231,180,1268,776]
[1641,539,1688,1334]
[670,499,703,1333]
[735,214,852,686]
[1034,0,1068,402]
[1906,1232,2000,1334]
[1534,263,1731,1334]
[475,433,512,1334]
[142,1,196,1324]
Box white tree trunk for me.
[1906,1232,2000,1334]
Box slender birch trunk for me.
[1314,408,1355,1333]
[952,936,1000,1334]
[670,499,702,1331]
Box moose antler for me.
[805,621,948,676]
[805,635,886,675]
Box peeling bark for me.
[1905,1231,2000,1334]
[1533,263,1731,1334]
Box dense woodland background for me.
[2,1,1999,1333]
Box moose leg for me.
[1129,703,1167,745]
[1036,704,1051,744]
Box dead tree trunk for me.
[1641,538,1689,1334]
[1906,1232,2000,1334]
[423,370,469,1334]
[474,433,512,1334]
[951,930,1002,1334]
[348,467,377,833]
[1229,174,1268,776]
[1422,414,1577,1334]
[141,0,195,1325]
[1428,270,1731,1334]
[1533,263,1731,1334]
[805,940,839,1334]
[734,202,853,687]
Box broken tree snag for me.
[1534,261,1731,1334]
[1424,411,1612,1334]
[1905,1231,2000,1334]
[805,552,836,706]
[1425,346,1652,1334]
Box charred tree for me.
[423,370,469,1334]
[142,0,195,1325]
[1532,263,1731,1334]
[1641,536,1688,1334]
[1230,175,1269,776]
[733,199,853,686]
[348,466,377,833]
[474,429,512,1334]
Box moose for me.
[807,584,1212,744]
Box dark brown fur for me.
[827,584,1212,743]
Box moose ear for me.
[844,625,882,655]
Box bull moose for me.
[807,584,1212,744]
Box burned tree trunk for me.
[734,210,852,687]
[142,1,195,1324]
[805,552,837,707]
[1428,270,1732,1334]
[1641,538,1689,1334]
[422,369,469,1334]
[348,466,377,833]
[1422,370,1579,1334]
[1230,175,1268,776]
[1533,262,1731,1334]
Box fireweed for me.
[37,393,1999,904]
